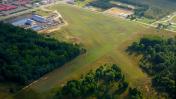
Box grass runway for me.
[9,4,176,99]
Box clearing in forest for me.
[16,4,176,99]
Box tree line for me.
[81,0,175,19]
[0,22,82,85]
[81,0,149,18]
[55,64,143,99]
[127,37,176,98]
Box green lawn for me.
[12,4,176,99]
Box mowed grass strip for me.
[25,4,175,98]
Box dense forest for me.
[127,37,176,98]
[0,22,82,84]
[55,64,143,99]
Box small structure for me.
[41,0,54,4]
[33,3,40,7]
[66,0,74,4]
[31,25,43,31]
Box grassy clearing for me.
[19,5,176,97]
[32,4,146,90]
[171,16,176,23]
[12,4,176,99]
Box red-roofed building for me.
[0,4,17,11]
[17,0,30,6]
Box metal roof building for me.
[31,15,47,23]
[25,19,36,25]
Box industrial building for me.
[31,15,48,23]
[25,19,36,25]
[11,11,64,32]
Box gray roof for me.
[31,15,47,23]
[25,19,35,25]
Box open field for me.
[0,3,173,99]
[33,4,148,91]
[171,16,176,23]
[10,4,175,99]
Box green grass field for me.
[171,16,176,23]
[5,4,176,99]
[33,4,148,90]
[18,4,175,98]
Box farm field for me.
[10,4,176,99]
